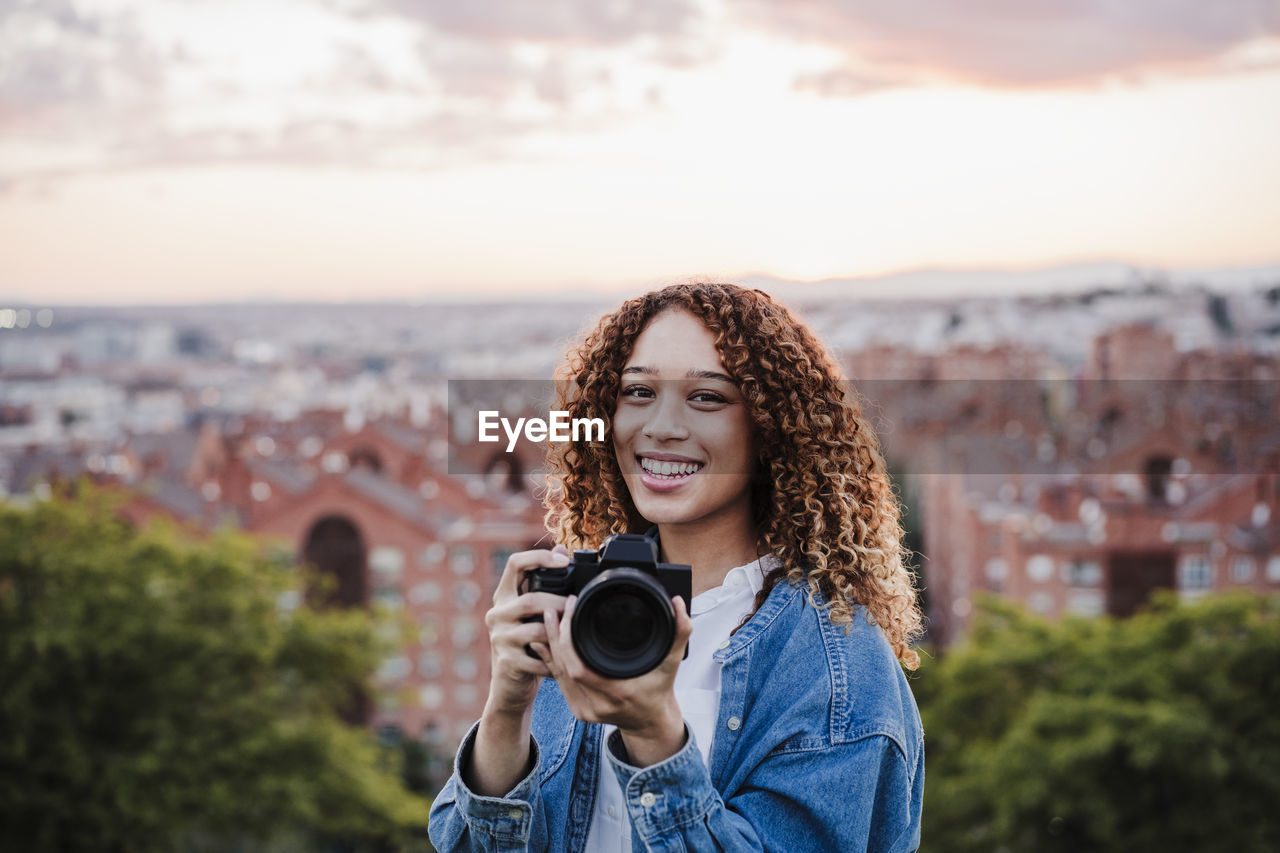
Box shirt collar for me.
[689,554,775,615]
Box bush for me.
[915,592,1280,852]
[0,493,432,851]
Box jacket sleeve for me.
[605,726,922,853]
[427,720,550,853]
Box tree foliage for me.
[0,493,431,851]
[915,592,1280,852]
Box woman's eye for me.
[690,391,728,404]
[620,385,654,399]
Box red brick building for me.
[842,326,1280,648]
[106,409,548,744]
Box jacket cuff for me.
[450,719,541,844]
[605,725,719,842]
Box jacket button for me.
[507,808,522,819]
[726,716,741,731]
[640,792,657,807]
[717,639,730,650]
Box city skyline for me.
[2,1,1279,304]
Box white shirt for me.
[584,556,772,852]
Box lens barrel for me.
[571,568,675,679]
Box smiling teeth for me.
[640,458,703,477]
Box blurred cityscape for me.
[3,274,1280,749]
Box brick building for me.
[841,325,1280,648]
[14,408,548,746]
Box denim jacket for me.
[428,576,924,852]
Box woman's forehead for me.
[625,310,725,374]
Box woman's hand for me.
[531,593,694,767]
[465,546,574,797]
[483,547,573,716]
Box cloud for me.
[0,0,166,132]
[0,0,716,192]
[741,0,1280,89]
[370,0,705,46]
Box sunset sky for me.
[2,0,1279,303]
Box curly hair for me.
[543,282,923,669]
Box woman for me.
[429,283,925,851]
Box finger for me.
[494,548,570,600]
[492,619,552,650]
[553,595,590,681]
[537,612,567,680]
[526,642,554,676]
[542,602,562,649]
[552,544,571,557]
[501,647,552,678]
[493,592,569,621]
[665,595,693,662]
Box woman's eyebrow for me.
[622,365,737,384]
[687,369,737,384]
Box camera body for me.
[520,533,691,679]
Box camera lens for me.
[572,568,675,679]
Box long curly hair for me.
[543,282,922,668]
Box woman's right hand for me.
[482,546,572,717]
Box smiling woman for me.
[429,282,925,852]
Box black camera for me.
[519,533,692,679]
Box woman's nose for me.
[641,394,690,441]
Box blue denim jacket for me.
[428,577,924,852]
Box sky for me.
[1,0,1279,304]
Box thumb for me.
[552,544,571,557]
[668,595,693,660]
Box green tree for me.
[914,592,1280,852]
[0,493,432,851]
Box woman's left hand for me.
[530,594,693,767]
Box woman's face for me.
[612,309,755,531]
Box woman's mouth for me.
[637,456,703,489]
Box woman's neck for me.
[657,515,759,597]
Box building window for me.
[455,653,478,681]
[418,652,441,679]
[451,546,476,575]
[492,547,516,579]
[984,558,1008,584]
[370,546,405,580]
[452,616,478,648]
[1066,589,1105,617]
[419,685,444,709]
[1026,554,1054,583]
[1063,560,1103,586]
[377,655,411,682]
[408,581,441,605]
[419,543,446,568]
[1028,593,1054,614]
[1231,556,1256,583]
[1268,555,1280,583]
[372,586,403,610]
[1178,555,1212,590]
[454,580,481,609]
[455,685,478,708]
